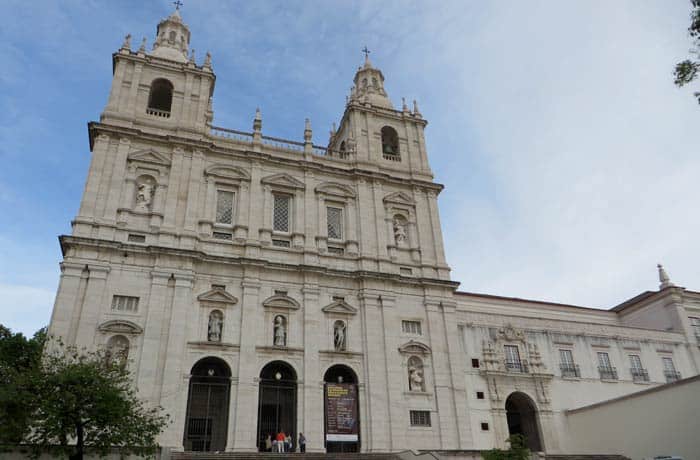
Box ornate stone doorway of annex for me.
[257,360,298,451]
[505,392,543,451]
[183,357,232,452]
[323,364,360,453]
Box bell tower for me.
[328,53,434,183]
[98,7,215,137]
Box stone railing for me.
[598,366,618,380]
[630,367,649,382]
[261,134,304,151]
[664,370,681,383]
[146,107,171,118]
[208,126,254,142]
[560,363,581,378]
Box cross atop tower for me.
[173,0,183,10]
[362,46,370,60]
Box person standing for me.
[265,434,272,452]
[298,432,306,453]
[275,430,286,453]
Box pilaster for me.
[74,264,111,347]
[302,284,323,451]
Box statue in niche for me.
[274,315,286,347]
[393,217,407,246]
[135,179,155,212]
[106,335,129,365]
[408,357,425,392]
[208,310,223,342]
[334,320,346,351]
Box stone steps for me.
[171,453,402,460]
[545,455,631,460]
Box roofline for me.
[454,290,608,313]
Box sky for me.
[1,1,698,336]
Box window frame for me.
[326,205,344,241]
[409,410,431,427]
[402,320,422,335]
[214,189,235,226]
[111,295,140,313]
[272,193,292,234]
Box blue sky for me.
[1,1,698,336]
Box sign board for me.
[325,383,359,442]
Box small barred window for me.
[216,190,234,225]
[409,410,431,427]
[327,207,343,240]
[402,320,422,335]
[111,295,139,312]
[273,194,291,232]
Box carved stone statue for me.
[274,315,286,347]
[208,310,223,342]
[122,34,132,50]
[135,181,154,211]
[408,366,425,392]
[393,217,407,246]
[107,335,129,365]
[334,321,346,351]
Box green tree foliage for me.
[674,0,700,103]
[482,434,531,460]
[0,326,169,460]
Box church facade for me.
[47,9,700,455]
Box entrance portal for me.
[505,392,543,451]
[257,361,297,451]
[183,357,231,451]
[323,364,359,453]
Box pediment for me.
[98,320,143,335]
[315,182,356,198]
[398,340,432,355]
[383,191,415,205]
[261,173,305,190]
[127,149,171,166]
[321,300,358,315]
[262,294,300,310]
[204,164,251,181]
[197,288,239,305]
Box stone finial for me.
[402,97,409,113]
[658,264,675,289]
[138,37,147,53]
[204,51,212,69]
[304,118,312,142]
[253,108,262,133]
[189,49,196,63]
[121,34,132,51]
[413,99,422,117]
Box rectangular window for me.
[327,246,345,255]
[559,349,574,365]
[480,422,489,431]
[597,352,617,380]
[272,239,291,248]
[327,206,343,240]
[127,233,146,243]
[662,357,676,372]
[215,190,234,225]
[409,410,431,427]
[504,345,522,372]
[597,352,611,368]
[402,320,422,335]
[662,357,680,382]
[629,354,643,370]
[273,194,291,232]
[111,295,139,312]
[476,391,485,400]
[690,317,700,338]
[471,358,480,369]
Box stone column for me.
[158,272,195,449]
[47,262,87,344]
[232,277,261,451]
[358,292,391,451]
[301,283,323,451]
[73,265,110,348]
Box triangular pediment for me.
[322,300,358,315]
[398,340,432,355]
[98,320,143,335]
[197,288,239,305]
[262,294,300,310]
[127,149,171,166]
[383,191,415,205]
[315,182,356,198]
[261,173,305,190]
[204,164,251,181]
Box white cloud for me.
[0,283,55,336]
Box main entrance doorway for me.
[505,392,543,451]
[324,364,360,453]
[257,361,297,451]
[183,357,231,451]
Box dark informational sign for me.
[325,383,358,442]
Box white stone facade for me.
[47,10,700,455]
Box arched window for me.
[208,310,224,342]
[147,78,174,115]
[106,335,130,365]
[169,30,177,42]
[407,356,425,392]
[333,320,346,351]
[381,126,399,158]
[273,315,287,347]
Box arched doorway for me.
[505,392,543,451]
[257,361,297,451]
[183,357,231,451]
[323,364,360,453]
